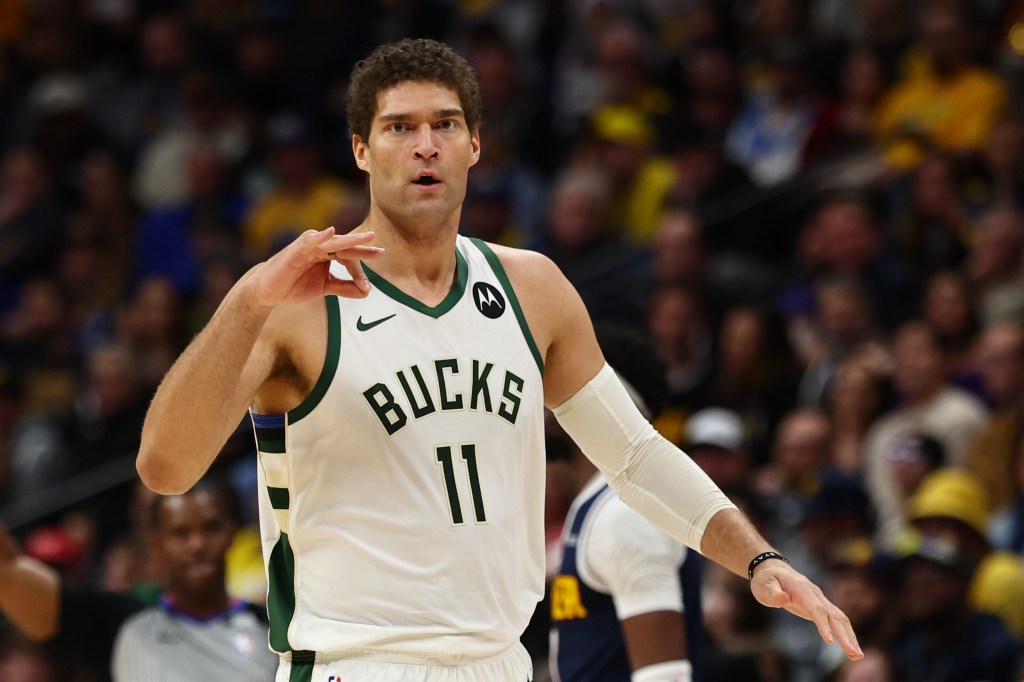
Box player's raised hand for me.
[751,562,864,661]
[244,227,384,309]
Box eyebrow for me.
[378,108,465,123]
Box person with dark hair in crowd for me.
[876,0,1006,171]
[243,111,351,260]
[550,325,703,682]
[865,320,987,544]
[968,320,1024,513]
[890,530,1022,681]
[137,38,862,682]
[907,468,1024,643]
[0,479,276,681]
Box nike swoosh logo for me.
[356,314,396,331]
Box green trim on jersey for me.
[289,651,315,682]
[255,435,285,453]
[363,249,468,318]
[267,486,290,510]
[470,238,544,375]
[288,296,341,424]
[267,532,297,652]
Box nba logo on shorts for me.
[328,677,342,681]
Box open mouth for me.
[413,175,441,186]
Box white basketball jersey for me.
[251,236,546,664]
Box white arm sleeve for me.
[585,496,686,619]
[553,364,736,551]
[633,660,693,682]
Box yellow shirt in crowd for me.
[876,65,1006,170]
[244,177,349,258]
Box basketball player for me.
[0,482,276,681]
[550,327,704,682]
[137,39,863,682]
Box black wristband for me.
[748,551,790,580]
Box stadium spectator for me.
[242,112,349,260]
[876,0,1006,170]
[865,321,987,545]
[826,357,891,473]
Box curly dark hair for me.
[346,39,482,140]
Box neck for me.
[358,205,461,303]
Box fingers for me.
[830,610,865,660]
[789,587,865,661]
[335,245,385,258]
[337,258,370,294]
[758,568,864,660]
[315,230,379,259]
[806,603,835,646]
[324,276,370,299]
[751,572,789,609]
[769,588,790,608]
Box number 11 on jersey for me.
[435,444,487,525]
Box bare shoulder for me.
[483,243,566,290]
[480,242,604,406]
[479,243,574,317]
[480,243,574,354]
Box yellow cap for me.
[908,468,990,538]
[971,552,1024,640]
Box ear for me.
[352,134,369,172]
[468,128,481,168]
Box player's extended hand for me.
[750,562,864,661]
[245,227,384,309]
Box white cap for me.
[685,407,744,450]
[29,73,88,115]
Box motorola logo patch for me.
[473,282,506,319]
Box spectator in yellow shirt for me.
[243,113,350,259]
[876,0,1006,170]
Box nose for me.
[413,124,439,159]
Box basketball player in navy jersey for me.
[549,327,704,682]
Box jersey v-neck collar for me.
[362,247,468,318]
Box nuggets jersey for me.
[250,236,546,663]
[551,483,703,682]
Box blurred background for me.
[3,0,1024,680]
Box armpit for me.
[267,347,313,397]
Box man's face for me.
[353,80,480,231]
[829,569,883,628]
[151,491,234,599]
[976,324,1024,407]
[892,325,943,397]
[903,557,966,623]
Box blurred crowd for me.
[2,0,1024,680]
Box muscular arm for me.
[496,245,863,661]
[622,612,687,673]
[137,280,276,494]
[137,228,378,494]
